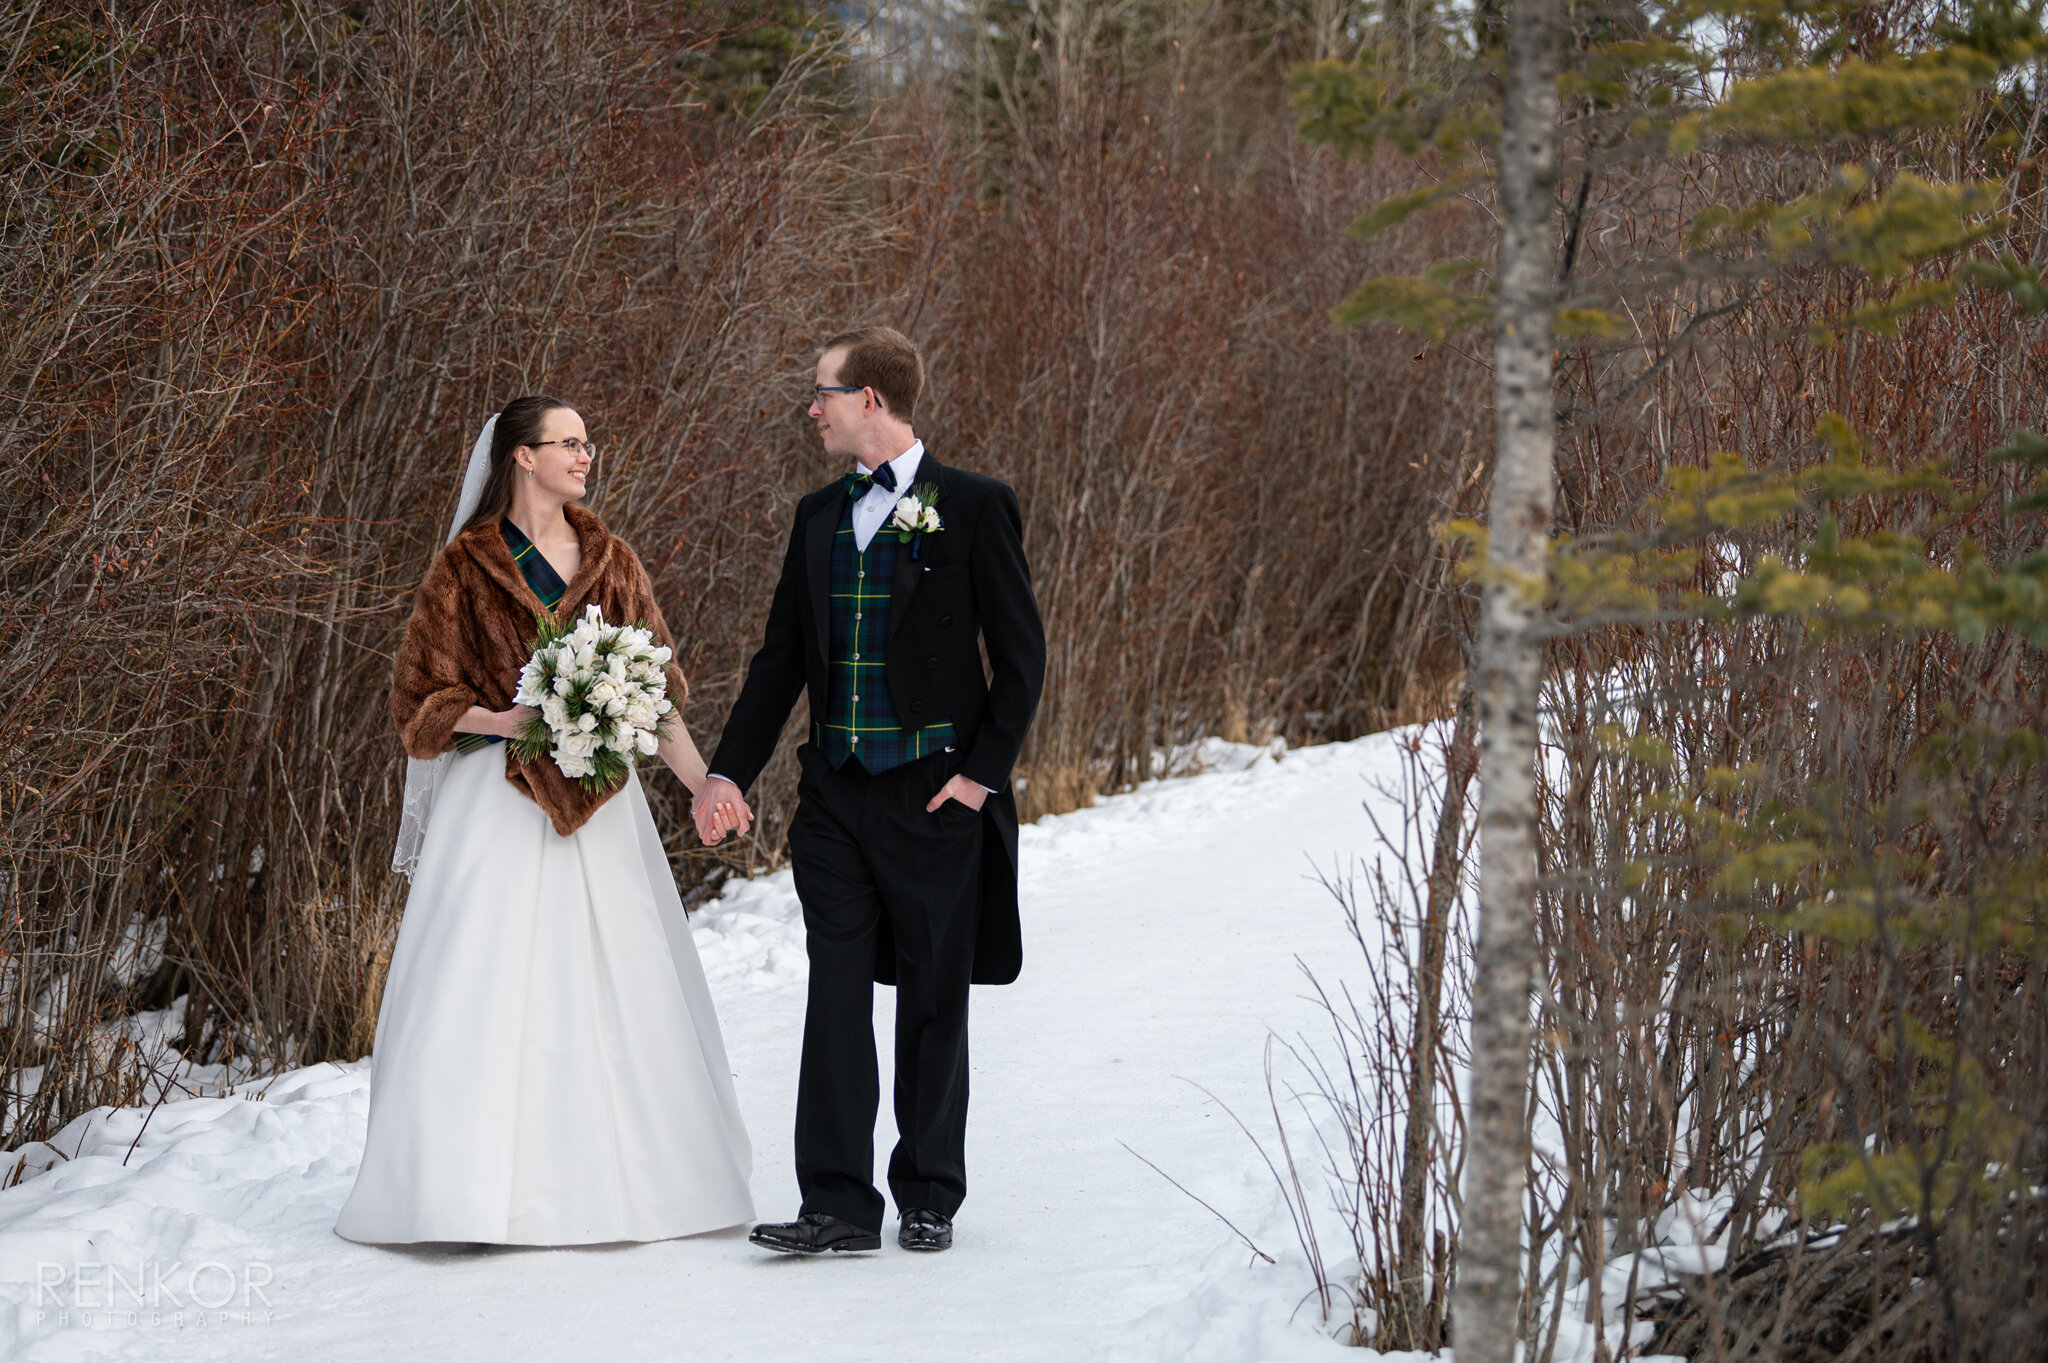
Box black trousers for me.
[786,742,983,1231]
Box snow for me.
[0,732,1435,1362]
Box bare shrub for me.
[1,0,1478,1146]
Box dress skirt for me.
[335,745,754,1244]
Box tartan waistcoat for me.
[817,496,957,773]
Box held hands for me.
[692,775,754,846]
[926,774,989,815]
[691,772,978,843]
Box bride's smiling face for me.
[515,407,592,502]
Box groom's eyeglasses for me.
[529,438,599,459]
[811,385,864,403]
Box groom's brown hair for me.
[823,326,924,422]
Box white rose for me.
[541,695,568,728]
[553,675,574,697]
[921,505,942,532]
[651,645,672,664]
[894,495,920,525]
[557,730,595,759]
[635,728,659,756]
[577,713,598,732]
[588,678,617,706]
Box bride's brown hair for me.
[460,395,572,534]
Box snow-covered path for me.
[0,734,1424,1362]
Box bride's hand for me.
[453,704,539,740]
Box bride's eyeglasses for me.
[528,438,599,460]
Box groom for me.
[692,326,1045,1254]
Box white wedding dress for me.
[335,743,754,1245]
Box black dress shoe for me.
[898,1208,953,1252]
[748,1213,881,1255]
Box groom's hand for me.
[693,776,753,845]
[926,774,989,815]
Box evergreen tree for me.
[1292,0,2048,1354]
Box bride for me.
[335,397,754,1246]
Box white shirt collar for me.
[857,439,924,493]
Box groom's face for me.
[810,346,864,459]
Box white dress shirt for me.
[851,440,924,552]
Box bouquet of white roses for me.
[508,604,675,792]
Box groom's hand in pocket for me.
[926,774,989,815]
[693,776,752,845]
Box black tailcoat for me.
[709,451,1046,984]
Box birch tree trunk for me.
[1456,0,1561,1357]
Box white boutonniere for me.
[888,483,943,557]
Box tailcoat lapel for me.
[804,489,840,665]
[888,452,950,638]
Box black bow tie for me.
[846,462,899,499]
